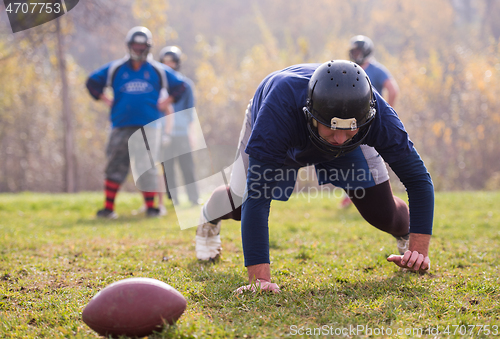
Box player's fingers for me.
[388,254,410,269]
[405,251,420,268]
[234,284,254,294]
[420,256,431,271]
[410,253,425,271]
[234,282,280,294]
[262,282,281,293]
[257,281,279,293]
[387,254,402,264]
[400,251,412,266]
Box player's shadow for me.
[186,260,247,289]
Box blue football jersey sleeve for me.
[86,62,113,100]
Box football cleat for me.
[96,208,118,219]
[146,207,161,218]
[195,213,222,261]
[136,204,166,216]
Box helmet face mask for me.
[304,60,376,157]
[130,43,148,58]
[348,35,374,65]
[125,26,153,62]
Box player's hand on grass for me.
[234,279,280,294]
[387,250,431,272]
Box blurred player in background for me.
[86,26,186,219]
[339,35,401,208]
[349,35,399,106]
[158,46,200,207]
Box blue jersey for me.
[241,63,434,267]
[364,61,393,94]
[86,57,186,128]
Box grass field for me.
[0,191,499,338]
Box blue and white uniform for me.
[86,56,186,185]
[163,77,200,205]
[86,56,186,128]
[233,63,433,267]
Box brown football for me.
[82,277,186,337]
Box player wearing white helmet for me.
[157,46,200,208]
[349,35,399,107]
[86,27,186,219]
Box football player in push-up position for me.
[195,60,433,293]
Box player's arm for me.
[98,93,113,108]
[383,78,399,107]
[157,88,174,115]
[387,148,434,272]
[163,66,186,103]
[235,156,281,293]
[86,64,111,103]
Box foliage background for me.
[0,0,500,192]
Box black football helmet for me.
[303,60,376,157]
[159,46,182,70]
[125,26,153,62]
[348,35,374,65]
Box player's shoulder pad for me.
[105,56,130,88]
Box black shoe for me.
[146,207,161,218]
[96,208,118,219]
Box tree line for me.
[0,0,499,192]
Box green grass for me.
[0,191,499,338]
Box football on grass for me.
[82,277,186,337]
